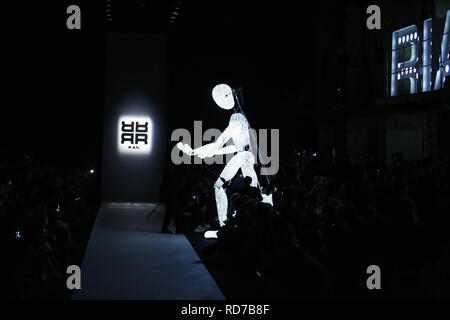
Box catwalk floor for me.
[72,202,224,300]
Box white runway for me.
[72,202,224,300]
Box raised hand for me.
[176,142,194,156]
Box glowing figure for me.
[177,84,272,238]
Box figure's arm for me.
[180,144,237,157]
[214,145,238,155]
[177,120,241,158]
[195,120,241,158]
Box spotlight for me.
[90,169,95,174]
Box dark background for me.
[2,0,321,170]
[3,0,449,179]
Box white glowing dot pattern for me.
[117,116,152,154]
[212,84,235,110]
[391,23,420,96]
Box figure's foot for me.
[204,230,219,239]
[261,193,273,205]
[161,227,173,234]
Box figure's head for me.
[212,83,235,110]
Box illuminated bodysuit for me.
[177,84,271,238]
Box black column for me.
[102,33,168,202]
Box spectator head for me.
[243,176,253,187]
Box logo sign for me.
[390,10,449,96]
[118,116,152,154]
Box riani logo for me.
[118,116,152,154]
[390,10,450,96]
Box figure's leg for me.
[214,185,228,227]
[239,151,258,187]
[214,152,248,227]
[240,151,273,205]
